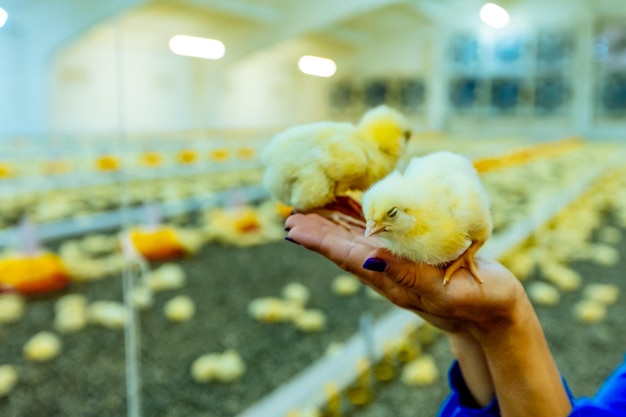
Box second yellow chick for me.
[261,105,411,227]
[362,151,492,285]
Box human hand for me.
[286,210,573,417]
[284,212,529,339]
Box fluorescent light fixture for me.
[0,7,8,28]
[480,3,509,29]
[169,35,225,60]
[298,55,337,78]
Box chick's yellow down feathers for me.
[362,151,492,285]
[261,105,411,227]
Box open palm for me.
[285,212,525,337]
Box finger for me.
[288,219,373,267]
[287,215,397,281]
[285,213,348,236]
[286,214,450,301]
[286,214,439,289]
[361,248,444,291]
[286,213,367,247]
[284,213,311,231]
[286,214,450,314]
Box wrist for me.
[468,280,533,345]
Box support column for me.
[572,16,595,136]
[427,28,449,131]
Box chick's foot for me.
[296,196,366,231]
[333,195,365,220]
[302,208,366,231]
[330,211,367,231]
[442,240,485,286]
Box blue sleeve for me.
[437,361,501,417]
[569,356,626,417]
[439,356,626,417]
[437,361,576,417]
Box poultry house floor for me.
[1,217,625,417]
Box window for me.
[398,79,426,111]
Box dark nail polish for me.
[362,257,387,272]
[284,227,291,232]
[284,237,300,245]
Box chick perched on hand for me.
[261,105,411,228]
[362,151,492,285]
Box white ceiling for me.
[5,0,626,65]
[111,0,461,64]
[111,0,626,61]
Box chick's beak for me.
[365,220,386,237]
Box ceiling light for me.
[169,35,225,60]
[298,55,337,78]
[0,8,8,28]
[480,3,509,29]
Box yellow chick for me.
[362,151,492,285]
[261,105,411,228]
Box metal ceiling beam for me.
[222,0,407,64]
[181,0,280,23]
[407,0,450,22]
[316,27,371,45]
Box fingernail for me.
[362,257,387,272]
[284,227,291,232]
[284,237,300,245]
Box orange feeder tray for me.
[95,155,121,171]
[140,152,163,167]
[209,148,230,162]
[177,150,198,165]
[275,202,293,219]
[237,147,255,160]
[0,253,71,295]
[231,209,262,234]
[129,227,188,261]
[0,162,15,179]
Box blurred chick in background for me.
[261,105,411,229]
[362,151,492,285]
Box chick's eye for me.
[387,207,398,218]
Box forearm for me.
[474,296,572,417]
[447,333,495,407]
